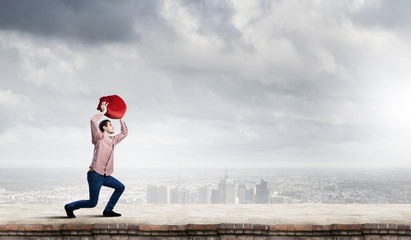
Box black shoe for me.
[64,204,76,218]
[103,210,121,217]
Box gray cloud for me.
[352,0,411,30]
[0,0,166,43]
[181,0,244,51]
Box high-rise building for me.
[237,184,246,203]
[146,185,168,204]
[211,189,220,204]
[244,188,255,203]
[198,186,212,204]
[238,184,255,204]
[170,187,179,204]
[211,169,236,204]
[170,187,190,204]
[179,188,190,204]
[255,179,269,203]
[221,178,236,204]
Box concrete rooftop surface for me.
[1,204,411,225]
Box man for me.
[64,101,128,218]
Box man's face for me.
[104,121,114,134]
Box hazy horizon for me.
[2,167,411,205]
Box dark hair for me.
[99,120,111,132]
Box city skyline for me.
[1,167,411,205]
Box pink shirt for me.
[89,112,128,176]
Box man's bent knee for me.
[88,199,98,208]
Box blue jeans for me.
[67,171,125,212]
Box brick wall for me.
[1,223,411,239]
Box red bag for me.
[97,95,127,119]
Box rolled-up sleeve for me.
[113,120,128,145]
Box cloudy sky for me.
[1,0,411,169]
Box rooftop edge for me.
[1,223,411,238]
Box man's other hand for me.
[100,102,109,114]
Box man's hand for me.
[100,102,109,114]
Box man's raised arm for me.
[113,118,128,144]
[91,102,108,144]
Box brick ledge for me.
[1,223,411,237]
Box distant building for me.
[170,187,179,204]
[255,179,269,203]
[211,189,220,204]
[170,187,190,204]
[238,184,254,204]
[198,186,212,204]
[238,184,246,203]
[245,188,255,203]
[211,169,236,204]
[221,178,236,204]
[179,188,190,204]
[146,185,168,204]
